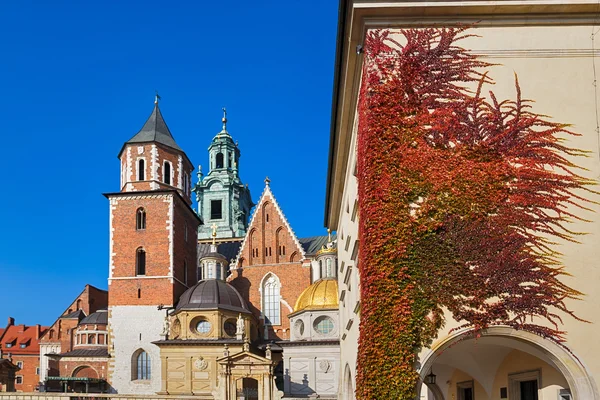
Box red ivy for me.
[355,27,595,399]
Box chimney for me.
[36,325,41,340]
[7,317,14,326]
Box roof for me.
[118,102,182,157]
[1,322,48,355]
[293,278,339,313]
[176,279,251,314]
[0,359,20,371]
[299,234,336,255]
[80,310,108,325]
[198,241,242,262]
[62,309,85,320]
[54,348,109,358]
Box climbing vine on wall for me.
[355,27,595,399]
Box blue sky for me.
[0,1,339,326]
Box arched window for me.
[48,330,54,340]
[326,259,332,278]
[138,159,145,181]
[216,153,224,169]
[136,248,146,276]
[163,161,171,185]
[262,274,281,325]
[133,350,151,380]
[136,208,146,230]
[76,299,82,310]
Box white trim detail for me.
[233,183,306,267]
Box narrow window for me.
[183,260,188,285]
[211,200,222,219]
[163,161,171,185]
[138,159,145,181]
[283,246,286,255]
[137,289,141,298]
[266,214,269,222]
[228,152,232,169]
[269,247,272,256]
[263,274,281,325]
[216,152,224,168]
[135,350,151,380]
[76,299,82,310]
[136,208,146,230]
[136,249,146,275]
[184,222,188,242]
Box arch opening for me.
[417,327,598,400]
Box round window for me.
[224,320,236,337]
[294,320,305,336]
[196,320,212,334]
[313,316,334,335]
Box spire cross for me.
[264,176,270,186]
[222,107,227,130]
[155,90,161,104]
[211,223,218,245]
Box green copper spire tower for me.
[193,109,254,239]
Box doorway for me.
[457,380,474,400]
[236,377,258,400]
[509,370,540,400]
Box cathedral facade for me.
[31,99,340,398]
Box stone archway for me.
[72,366,98,379]
[417,327,599,400]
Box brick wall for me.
[230,189,311,341]
[120,143,193,205]
[11,354,39,392]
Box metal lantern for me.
[424,369,437,385]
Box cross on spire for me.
[155,90,161,104]
[222,107,227,130]
[264,176,271,186]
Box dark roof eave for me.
[324,0,350,229]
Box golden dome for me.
[294,279,339,312]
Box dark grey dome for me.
[80,309,108,325]
[177,280,250,313]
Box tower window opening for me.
[138,159,145,181]
[136,248,146,276]
[211,200,222,220]
[163,161,171,185]
[269,247,272,256]
[216,152,224,169]
[137,289,141,298]
[266,214,269,222]
[183,260,188,285]
[283,246,286,255]
[228,152,232,169]
[136,208,146,230]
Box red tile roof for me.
[0,321,48,356]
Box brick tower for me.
[104,97,201,394]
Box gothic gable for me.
[234,181,305,268]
